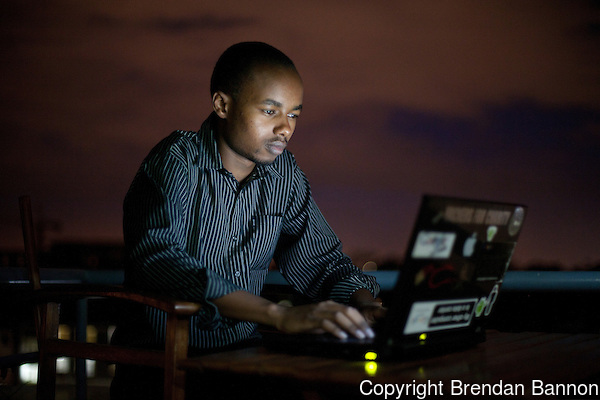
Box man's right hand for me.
[268,300,375,340]
[213,290,375,340]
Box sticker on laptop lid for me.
[508,207,525,236]
[412,231,456,259]
[475,297,487,317]
[404,299,477,335]
[484,284,500,316]
[462,233,477,258]
[486,225,498,242]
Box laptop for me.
[262,194,527,360]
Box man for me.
[112,42,381,398]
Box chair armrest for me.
[31,285,201,316]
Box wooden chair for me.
[19,195,200,400]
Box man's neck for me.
[215,138,255,183]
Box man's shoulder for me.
[163,129,201,151]
[145,130,204,163]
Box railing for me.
[2,267,600,292]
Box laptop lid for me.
[377,195,527,356]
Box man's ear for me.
[212,91,231,119]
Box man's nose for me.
[275,115,293,138]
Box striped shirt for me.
[122,113,380,350]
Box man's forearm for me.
[212,290,285,327]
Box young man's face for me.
[215,64,304,169]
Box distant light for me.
[19,363,38,383]
[107,325,117,342]
[56,357,71,374]
[58,324,71,340]
[364,361,378,376]
[86,360,96,378]
[362,261,378,271]
[419,333,427,341]
[364,351,378,361]
[86,325,98,343]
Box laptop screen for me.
[383,195,527,340]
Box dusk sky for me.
[1,1,599,269]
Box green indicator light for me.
[419,333,428,341]
[364,351,378,361]
[364,361,378,376]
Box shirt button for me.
[234,271,241,278]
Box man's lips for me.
[266,140,287,155]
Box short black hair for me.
[210,42,298,99]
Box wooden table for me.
[179,330,600,399]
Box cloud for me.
[296,97,600,197]
[146,14,255,34]
[85,9,256,34]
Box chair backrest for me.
[19,195,41,291]
[17,195,195,400]
[19,195,45,342]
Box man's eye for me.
[287,113,299,119]
[263,109,276,115]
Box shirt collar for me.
[254,162,283,180]
[197,113,224,171]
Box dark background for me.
[2,1,599,270]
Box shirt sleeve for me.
[123,137,242,323]
[274,164,380,304]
